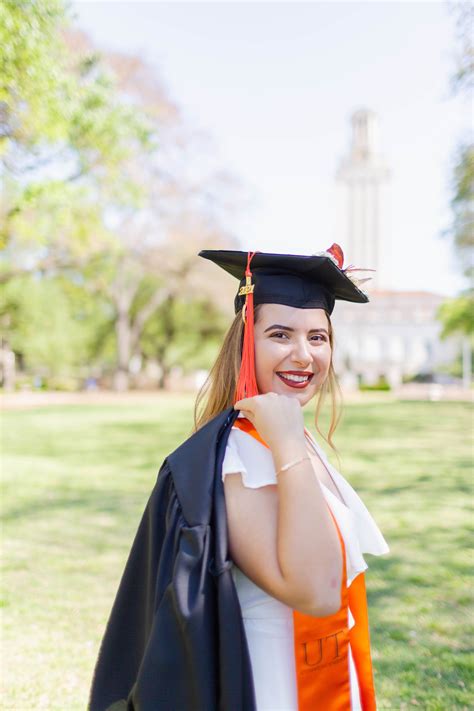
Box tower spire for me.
[336,108,391,289]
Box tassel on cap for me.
[234,251,259,402]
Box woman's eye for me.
[270,332,326,342]
[270,331,326,343]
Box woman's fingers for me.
[233,397,257,426]
[233,392,305,450]
[234,397,254,411]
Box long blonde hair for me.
[193,304,343,454]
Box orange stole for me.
[232,418,377,711]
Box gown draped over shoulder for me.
[221,416,389,711]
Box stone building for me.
[331,109,460,389]
[331,289,459,389]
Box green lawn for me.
[1,396,473,710]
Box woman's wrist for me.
[276,454,311,477]
[270,438,308,473]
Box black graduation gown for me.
[88,406,257,711]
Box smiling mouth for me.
[276,372,314,389]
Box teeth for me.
[279,373,310,383]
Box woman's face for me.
[253,303,332,408]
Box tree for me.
[66,41,242,390]
[449,0,474,96]
[82,217,236,391]
[0,274,112,387]
[437,293,474,338]
[437,3,474,344]
[448,141,474,281]
[0,1,157,388]
[0,0,155,282]
[139,283,232,390]
[0,5,244,390]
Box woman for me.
[89,246,389,711]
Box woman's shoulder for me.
[222,425,277,489]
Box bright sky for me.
[73,1,469,296]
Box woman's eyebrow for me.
[264,324,329,336]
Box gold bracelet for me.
[276,455,310,477]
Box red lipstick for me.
[276,371,314,389]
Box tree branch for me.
[130,286,169,351]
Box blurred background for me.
[1,0,472,399]
[1,1,472,709]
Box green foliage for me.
[437,347,474,379]
[0,264,229,385]
[140,294,229,376]
[0,0,153,173]
[1,274,113,378]
[438,4,474,341]
[0,0,70,149]
[437,290,474,337]
[359,375,391,391]
[449,0,474,96]
[0,1,240,388]
[0,0,155,275]
[448,142,474,281]
[1,178,111,261]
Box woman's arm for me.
[226,393,343,616]
[272,439,343,614]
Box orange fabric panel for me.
[292,505,352,710]
[348,573,377,711]
[231,418,377,710]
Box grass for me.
[1,396,473,710]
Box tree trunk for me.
[113,301,132,392]
[1,340,16,392]
[110,258,140,392]
[155,295,175,390]
[157,365,166,390]
[462,336,472,389]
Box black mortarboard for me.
[199,244,371,315]
[198,244,373,402]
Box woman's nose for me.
[291,338,311,365]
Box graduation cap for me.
[199,244,374,402]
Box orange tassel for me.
[235,251,259,402]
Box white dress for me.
[222,418,390,711]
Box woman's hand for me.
[234,393,306,454]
